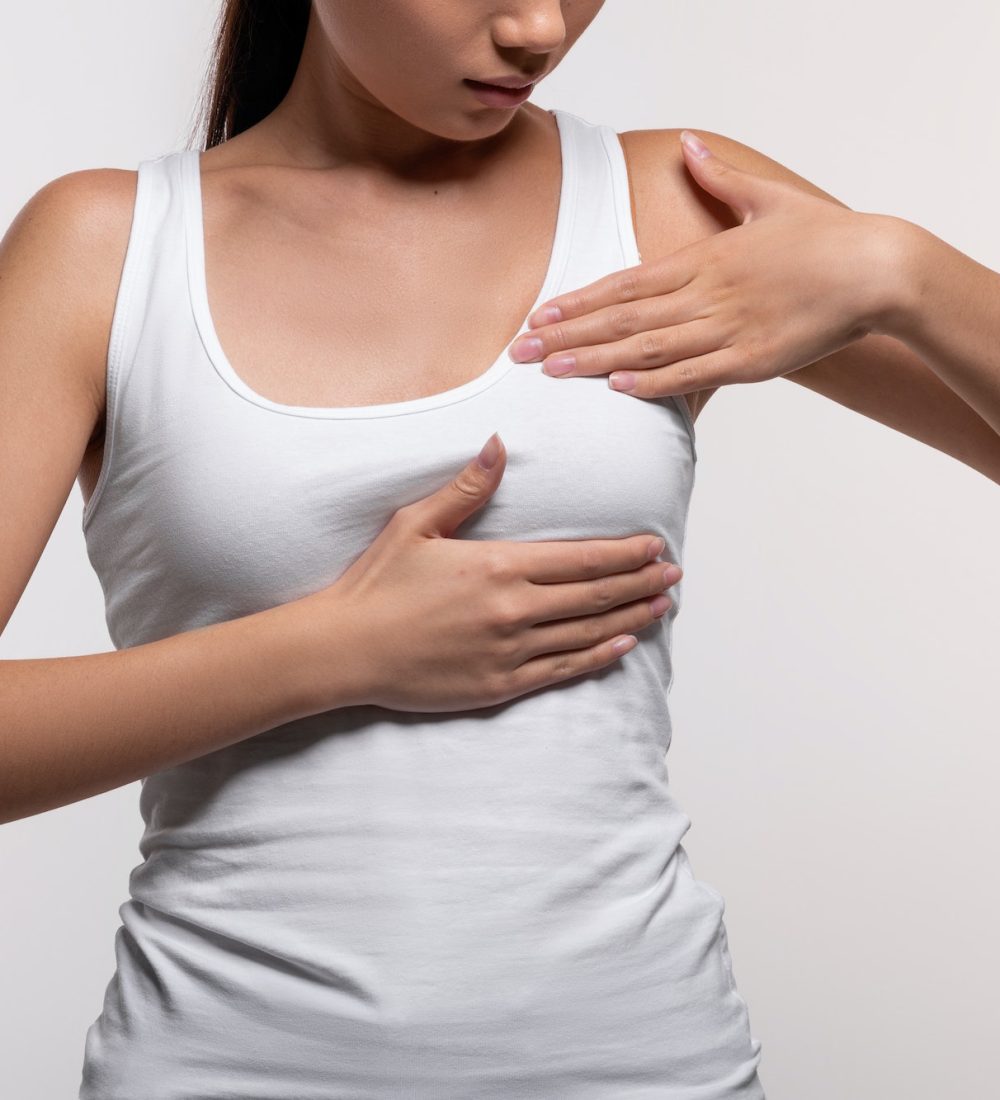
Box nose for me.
[492,0,566,56]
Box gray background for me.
[2,1,998,1096]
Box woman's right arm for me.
[0,170,361,826]
[0,601,354,827]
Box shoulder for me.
[4,166,139,259]
[617,129,735,419]
[618,128,736,239]
[620,126,847,218]
[1,167,140,425]
[616,127,849,420]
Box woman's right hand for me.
[304,433,682,713]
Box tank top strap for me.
[548,111,697,451]
[542,110,620,292]
[81,150,190,532]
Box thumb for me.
[415,432,507,538]
[679,130,767,224]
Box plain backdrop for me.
[2,2,998,1097]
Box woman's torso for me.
[78,107,708,501]
[76,106,764,1099]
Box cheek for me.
[562,0,607,49]
[316,1,426,86]
[338,5,467,105]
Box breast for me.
[84,363,695,650]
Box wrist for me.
[276,589,374,716]
[860,214,928,340]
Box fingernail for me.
[542,355,575,377]
[609,372,636,391]
[662,564,682,584]
[646,536,666,561]
[681,130,711,159]
[649,594,671,617]
[477,432,502,469]
[508,337,543,363]
[529,304,563,327]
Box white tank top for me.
[79,108,765,1098]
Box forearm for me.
[0,596,356,825]
[876,218,1000,436]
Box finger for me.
[515,257,692,338]
[520,591,670,664]
[607,345,745,399]
[526,558,681,626]
[510,291,682,367]
[506,628,642,698]
[536,315,720,381]
[529,261,691,328]
[510,533,671,584]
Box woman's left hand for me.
[507,130,906,398]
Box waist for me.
[130,690,697,967]
[85,868,758,1100]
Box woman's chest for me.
[87,370,695,621]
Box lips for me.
[467,78,534,91]
[463,80,536,107]
[469,69,546,88]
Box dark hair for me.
[190,0,312,150]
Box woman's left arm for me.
[785,217,1000,486]
[880,219,1000,435]
[507,129,1000,485]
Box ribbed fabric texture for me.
[79,108,764,1099]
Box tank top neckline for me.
[180,108,579,421]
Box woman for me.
[1,2,997,1098]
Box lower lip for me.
[463,79,534,107]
